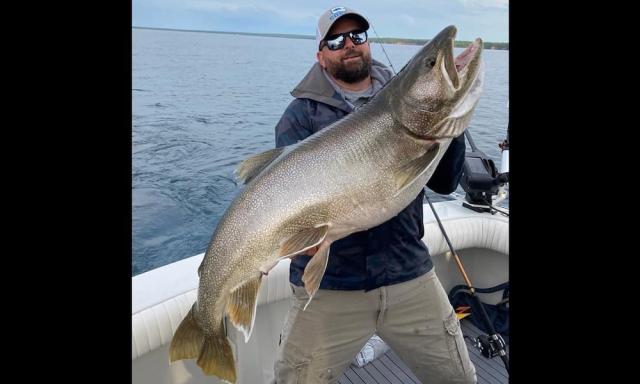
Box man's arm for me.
[426,133,466,194]
[275,99,314,148]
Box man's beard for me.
[325,51,372,83]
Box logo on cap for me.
[329,6,347,20]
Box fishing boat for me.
[132,136,509,384]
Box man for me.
[273,6,476,384]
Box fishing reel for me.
[460,131,509,213]
[469,333,508,359]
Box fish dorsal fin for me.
[234,147,285,185]
[226,275,262,343]
[301,241,331,311]
[393,143,441,195]
[278,225,329,259]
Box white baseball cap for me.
[316,6,370,50]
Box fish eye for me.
[425,58,436,68]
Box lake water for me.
[132,28,509,275]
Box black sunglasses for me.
[319,30,368,51]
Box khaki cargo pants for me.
[272,268,476,383]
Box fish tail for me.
[169,304,204,361]
[169,305,237,382]
[197,330,237,383]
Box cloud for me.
[400,14,417,26]
[133,0,509,42]
[183,0,319,22]
[184,1,250,12]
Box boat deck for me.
[338,319,509,384]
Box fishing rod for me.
[424,193,510,373]
[370,25,396,75]
[425,122,510,370]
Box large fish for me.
[169,25,484,382]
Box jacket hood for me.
[291,59,394,112]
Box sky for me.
[133,0,509,43]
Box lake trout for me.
[169,25,484,383]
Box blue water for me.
[132,28,509,276]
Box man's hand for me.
[305,246,319,256]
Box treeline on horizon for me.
[133,26,509,50]
[370,37,508,50]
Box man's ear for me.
[316,50,325,69]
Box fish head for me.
[388,25,484,139]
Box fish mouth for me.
[441,26,483,90]
[455,40,481,72]
[452,39,482,86]
[399,26,483,111]
[388,25,485,139]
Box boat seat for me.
[423,216,509,256]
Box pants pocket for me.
[443,309,474,377]
[310,360,350,384]
[274,356,310,384]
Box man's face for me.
[317,17,372,84]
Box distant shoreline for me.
[132,26,509,51]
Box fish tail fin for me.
[169,304,236,383]
[197,330,237,383]
[169,304,204,361]
[169,305,237,382]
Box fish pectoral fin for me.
[301,241,331,311]
[234,147,285,184]
[393,142,441,195]
[169,304,204,361]
[278,224,329,258]
[226,275,262,343]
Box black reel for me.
[460,131,508,212]
[471,333,507,359]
